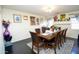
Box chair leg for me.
[57,40,60,49]
[60,37,64,46]
[60,39,62,47]
[37,47,39,54]
[64,37,66,42]
[32,44,33,52]
[54,48,56,54]
[59,37,62,47]
[58,44,60,49]
[54,43,57,54]
[62,37,65,44]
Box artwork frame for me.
[13,14,22,23]
[23,16,28,20]
[60,14,66,21]
[30,16,36,25]
[53,14,70,22]
[53,15,58,21]
[36,18,40,25]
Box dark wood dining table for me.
[37,28,65,41]
[37,30,58,41]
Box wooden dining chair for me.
[30,32,44,54]
[43,32,58,54]
[56,31,61,49]
[58,30,64,47]
[35,28,40,34]
[41,27,47,33]
[60,29,68,45]
[63,28,68,42]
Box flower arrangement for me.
[2,20,10,29]
[50,25,61,30]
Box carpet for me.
[27,39,74,54]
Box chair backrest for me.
[50,32,58,46]
[30,32,41,43]
[41,27,47,33]
[51,32,58,41]
[30,32,42,49]
[30,32,37,41]
[52,32,57,38]
[56,31,61,38]
[58,27,61,30]
[57,30,64,38]
[35,28,40,34]
[41,27,50,33]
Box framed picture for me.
[53,15,58,21]
[60,14,66,21]
[13,14,21,23]
[30,16,36,25]
[23,16,28,20]
[36,18,40,25]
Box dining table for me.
[37,30,59,41]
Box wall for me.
[44,15,78,39]
[2,7,79,42]
[2,8,45,42]
[54,22,79,39]
[53,13,79,39]
[46,12,79,39]
[0,6,5,54]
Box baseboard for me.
[66,37,77,40]
[12,38,31,43]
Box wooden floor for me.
[5,38,35,54]
[5,37,79,54]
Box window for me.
[71,16,79,29]
[47,19,54,27]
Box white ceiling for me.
[3,5,79,16]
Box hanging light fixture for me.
[42,5,55,12]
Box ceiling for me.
[3,5,79,16]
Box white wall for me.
[46,13,79,39]
[44,16,79,39]
[53,12,79,39]
[54,23,79,39]
[2,7,79,43]
[54,22,72,38]
[0,6,5,54]
[2,8,45,42]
